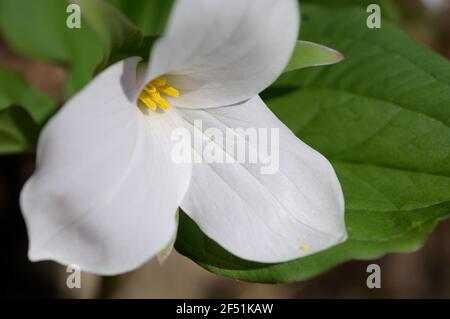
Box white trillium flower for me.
[20,0,347,275]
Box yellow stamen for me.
[144,84,157,94]
[138,77,178,111]
[139,94,157,111]
[158,85,179,97]
[150,91,170,110]
[151,77,167,86]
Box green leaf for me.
[0,70,57,124]
[175,4,450,282]
[176,213,438,283]
[301,0,400,21]
[0,0,103,96]
[73,0,144,67]
[0,0,172,97]
[0,107,40,154]
[108,0,175,36]
[284,41,344,73]
[0,69,56,154]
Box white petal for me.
[156,210,178,265]
[139,0,299,108]
[20,58,192,275]
[178,96,346,263]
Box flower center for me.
[138,77,179,111]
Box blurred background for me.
[1,0,449,298]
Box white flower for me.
[20,0,346,275]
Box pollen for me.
[300,244,309,252]
[138,77,179,111]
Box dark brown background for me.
[1,0,449,298]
